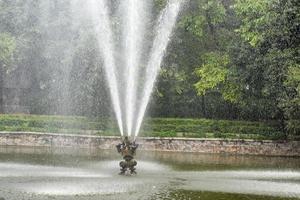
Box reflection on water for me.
[153,190,300,200]
[0,146,299,200]
[140,151,300,171]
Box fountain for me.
[1,0,300,199]
[86,0,183,173]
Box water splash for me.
[87,0,124,135]
[134,1,183,137]
[122,0,148,136]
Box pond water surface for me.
[0,146,299,200]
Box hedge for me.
[0,114,292,140]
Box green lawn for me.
[0,114,287,140]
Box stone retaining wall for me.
[0,132,299,156]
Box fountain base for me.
[116,136,139,175]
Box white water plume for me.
[86,0,182,137]
[87,0,124,135]
[134,0,183,137]
[122,0,148,136]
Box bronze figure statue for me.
[116,136,139,175]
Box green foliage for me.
[0,114,287,140]
[222,81,242,103]
[195,52,229,95]
[201,0,226,25]
[179,0,242,106]
[0,33,15,65]
[180,15,206,38]
[282,64,300,135]
[160,67,187,95]
[234,0,272,46]
[180,0,226,40]
[286,65,300,104]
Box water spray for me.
[87,0,183,174]
[87,0,124,136]
[134,0,183,137]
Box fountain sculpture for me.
[116,136,139,175]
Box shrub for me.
[0,114,286,140]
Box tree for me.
[177,0,242,119]
[234,0,300,136]
[0,33,16,113]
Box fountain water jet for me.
[86,0,182,137]
[87,0,124,135]
[122,0,148,137]
[134,1,183,137]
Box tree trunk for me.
[205,5,219,49]
[279,109,288,140]
[201,95,207,118]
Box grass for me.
[0,114,288,140]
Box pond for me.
[0,146,299,200]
